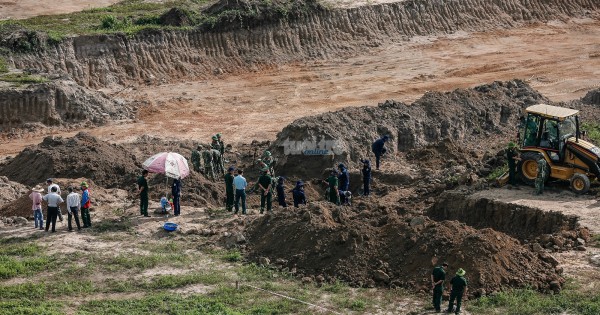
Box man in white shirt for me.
[46,178,63,222]
[233,169,248,215]
[43,186,64,232]
[66,186,82,231]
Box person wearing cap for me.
[46,178,64,222]
[326,169,340,205]
[276,177,287,208]
[431,262,448,313]
[171,178,181,216]
[337,163,350,204]
[224,166,235,211]
[137,170,150,217]
[360,159,372,196]
[216,133,225,159]
[43,186,64,232]
[506,142,521,186]
[80,182,92,228]
[258,170,273,214]
[66,186,82,231]
[447,268,468,314]
[292,181,306,208]
[233,169,248,215]
[371,135,390,170]
[29,185,44,230]
[190,145,202,172]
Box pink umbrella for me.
[142,152,190,179]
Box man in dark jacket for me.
[337,163,350,204]
[171,178,181,216]
[224,167,235,211]
[431,262,448,313]
[292,181,306,208]
[360,159,372,196]
[276,177,287,208]
[371,135,389,170]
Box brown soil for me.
[0,0,120,20]
[245,201,563,295]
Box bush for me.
[101,15,118,29]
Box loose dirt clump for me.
[246,202,564,295]
[582,88,600,105]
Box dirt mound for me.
[0,132,140,188]
[582,88,600,105]
[246,202,563,294]
[0,176,28,206]
[272,80,546,178]
[159,8,193,27]
[201,0,322,31]
[0,79,132,131]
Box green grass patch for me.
[0,280,95,299]
[487,163,508,181]
[101,253,189,271]
[470,283,600,315]
[582,122,600,145]
[0,73,48,84]
[222,250,242,262]
[92,217,132,234]
[0,300,64,315]
[0,243,55,279]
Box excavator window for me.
[522,114,540,147]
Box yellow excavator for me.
[500,104,600,194]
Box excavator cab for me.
[518,104,600,194]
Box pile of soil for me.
[582,88,600,105]
[0,132,140,188]
[246,202,564,295]
[0,176,27,206]
[272,80,547,178]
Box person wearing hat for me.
[216,133,225,159]
[210,139,224,176]
[447,268,468,314]
[43,185,64,232]
[262,151,275,175]
[276,177,287,208]
[292,181,306,208]
[199,145,215,181]
[326,169,340,205]
[431,262,448,313]
[80,181,92,227]
[506,142,521,186]
[46,178,64,222]
[258,170,273,214]
[337,163,350,204]
[171,178,181,216]
[360,159,372,196]
[137,170,150,217]
[224,166,235,211]
[29,185,44,230]
[371,135,390,170]
[66,186,82,231]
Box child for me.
[160,195,171,214]
[29,185,44,230]
[276,177,287,208]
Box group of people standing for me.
[190,134,226,181]
[29,178,91,232]
[431,263,469,314]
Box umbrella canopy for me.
[142,152,190,179]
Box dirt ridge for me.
[7,0,599,88]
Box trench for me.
[427,191,584,241]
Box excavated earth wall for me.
[0,79,132,130]
[7,0,600,88]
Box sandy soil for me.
[2,18,600,156]
[0,0,121,20]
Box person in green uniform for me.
[431,262,448,313]
[534,156,548,195]
[199,145,215,181]
[447,268,468,315]
[524,117,538,147]
[506,142,521,186]
[137,170,150,217]
[216,133,225,158]
[190,146,201,172]
[224,166,235,212]
[258,170,273,214]
[326,169,340,205]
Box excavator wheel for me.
[570,173,590,194]
[518,152,549,186]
